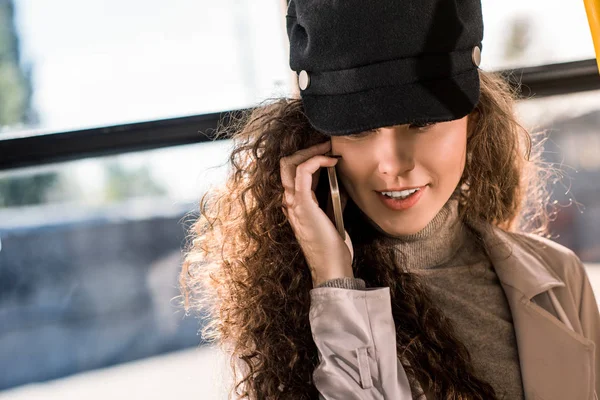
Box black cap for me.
[285,0,484,136]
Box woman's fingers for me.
[286,140,331,165]
[294,156,338,204]
[280,141,332,205]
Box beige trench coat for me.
[309,225,600,399]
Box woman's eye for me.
[347,123,434,138]
[348,129,376,139]
[408,122,435,130]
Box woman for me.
[180,0,600,399]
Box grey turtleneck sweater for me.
[317,198,525,399]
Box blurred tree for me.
[0,0,55,208]
[0,0,36,128]
[0,0,56,208]
[0,173,57,207]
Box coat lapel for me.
[479,226,595,400]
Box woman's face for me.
[331,117,468,236]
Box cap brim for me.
[301,68,480,136]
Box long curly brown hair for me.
[180,70,552,399]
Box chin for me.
[354,193,438,237]
[373,216,430,237]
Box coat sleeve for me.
[574,257,600,399]
[309,284,413,399]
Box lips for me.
[375,185,426,193]
[376,185,426,211]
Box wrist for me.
[312,270,355,287]
[315,277,366,290]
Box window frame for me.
[1,59,599,171]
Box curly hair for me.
[180,70,552,399]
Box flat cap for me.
[286,0,484,136]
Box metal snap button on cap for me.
[472,46,481,68]
[298,70,310,90]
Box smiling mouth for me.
[376,185,426,200]
[379,188,421,199]
[375,186,426,211]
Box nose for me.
[376,129,415,176]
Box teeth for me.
[382,188,419,198]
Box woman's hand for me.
[280,141,354,287]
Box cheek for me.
[420,127,467,178]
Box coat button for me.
[298,70,310,90]
[472,46,481,68]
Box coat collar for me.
[474,222,596,400]
[473,222,566,299]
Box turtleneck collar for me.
[388,196,468,271]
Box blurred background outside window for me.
[0,0,599,399]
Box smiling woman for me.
[179,0,600,397]
[179,66,584,399]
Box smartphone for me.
[326,166,346,240]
